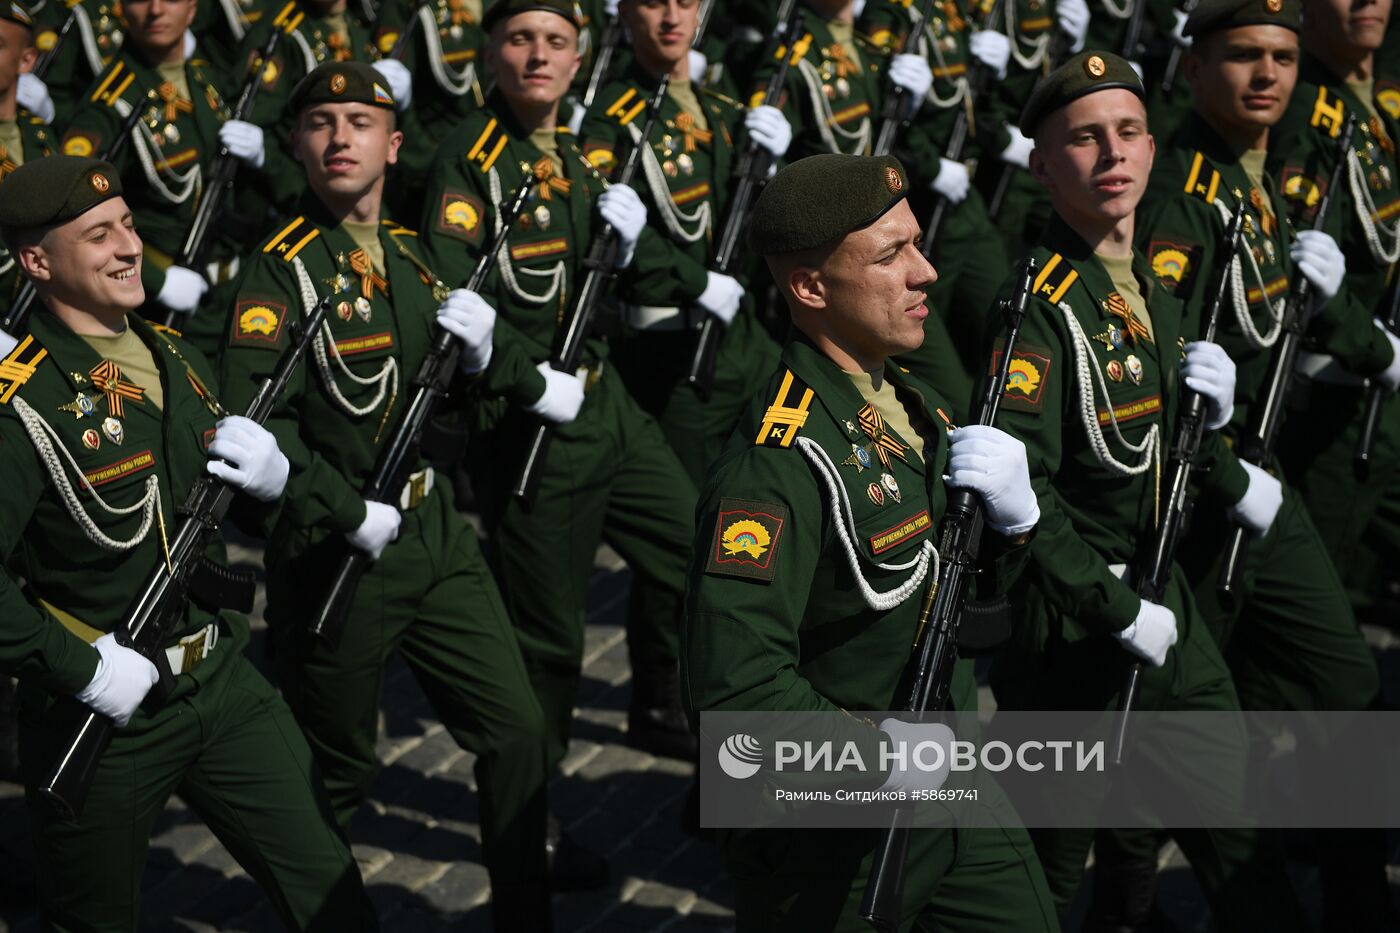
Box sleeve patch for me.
[61,132,99,157]
[1281,166,1326,220]
[231,297,287,346]
[1148,240,1195,288]
[992,342,1052,413]
[253,49,282,89]
[582,141,617,173]
[706,498,789,582]
[436,191,486,245]
[1379,85,1400,121]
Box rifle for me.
[683,4,804,398]
[39,293,333,821]
[1,91,151,334]
[920,0,1007,257]
[308,173,536,648]
[1120,0,1148,60]
[511,77,671,503]
[1358,279,1400,472]
[581,14,623,111]
[1159,0,1198,92]
[873,0,939,157]
[1110,201,1245,766]
[388,0,431,60]
[161,29,283,328]
[32,9,77,80]
[1219,114,1355,593]
[859,257,1036,933]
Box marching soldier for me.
[59,0,239,353]
[0,154,376,931]
[683,153,1057,931]
[419,0,701,771]
[28,0,124,127]
[986,51,1308,929]
[578,0,788,483]
[0,1,57,315]
[217,62,561,927]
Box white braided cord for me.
[417,4,476,96]
[488,165,566,305]
[1210,197,1284,349]
[1100,0,1133,19]
[795,58,873,154]
[291,28,320,74]
[1346,148,1400,265]
[1059,303,1161,476]
[1004,1,1050,70]
[115,97,201,206]
[628,122,711,244]
[217,0,249,40]
[913,18,969,110]
[74,6,106,78]
[293,257,399,418]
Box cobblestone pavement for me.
[0,539,1396,931]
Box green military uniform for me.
[419,82,699,770]
[29,0,123,127]
[192,0,273,85]
[1265,58,1400,614]
[684,154,1058,932]
[0,156,376,933]
[0,108,56,314]
[61,48,245,354]
[217,64,552,925]
[857,0,1011,414]
[579,63,781,483]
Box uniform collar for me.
[28,308,170,419]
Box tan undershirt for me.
[827,20,863,69]
[156,61,191,102]
[325,10,353,52]
[529,125,564,177]
[341,219,386,277]
[1239,147,1268,193]
[1096,251,1155,343]
[1346,78,1381,123]
[0,121,23,167]
[668,80,709,130]
[81,325,164,410]
[847,369,935,464]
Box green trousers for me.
[470,366,698,770]
[20,651,375,932]
[269,485,550,893]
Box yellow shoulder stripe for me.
[1033,252,1079,305]
[605,88,647,126]
[0,334,48,405]
[90,61,125,103]
[263,216,320,261]
[755,370,814,448]
[467,117,507,173]
[1183,151,1221,203]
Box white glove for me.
[604,0,618,14]
[1182,340,1235,430]
[205,415,289,502]
[1291,229,1345,305]
[697,271,743,325]
[156,265,209,315]
[1376,326,1400,391]
[1228,460,1283,538]
[969,31,1011,80]
[371,58,413,111]
[76,633,158,727]
[219,119,266,170]
[346,501,401,560]
[931,157,970,204]
[945,425,1040,536]
[1056,0,1091,52]
[888,53,933,100]
[688,49,708,83]
[183,28,196,58]
[744,105,792,159]
[1170,7,1193,46]
[878,719,954,795]
[1115,600,1178,667]
[436,288,496,373]
[999,125,1033,169]
[527,361,585,424]
[0,328,16,359]
[597,184,647,269]
[15,73,54,124]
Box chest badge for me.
[81,428,101,450]
[58,392,98,419]
[1125,354,1144,385]
[102,417,123,445]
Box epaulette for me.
[89,60,134,106]
[1182,151,1221,203]
[0,334,48,405]
[754,369,814,448]
[271,0,306,33]
[1032,252,1079,305]
[149,322,183,338]
[1309,85,1348,139]
[465,116,509,173]
[380,219,419,237]
[602,86,650,127]
[262,215,320,261]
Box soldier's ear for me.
[17,44,36,75]
[16,242,49,283]
[787,264,827,312]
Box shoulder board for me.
[262,215,320,261]
[0,334,49,405]
[380,220,419,237]
[754,369,815,448]
[149,322,182,337]
[602,86,651,127]
[1309,85,1348,139]
[90,60,135,106]
[1032,252,1079,305]
[1182,151,1222,203]
[555,124,574,137]
[272,1,306,32]
[466,116,509,173]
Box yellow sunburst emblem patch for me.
[1378,87,1400,120]
[1006,358,1042,396]
[1151,247,1189,283]
[445,199,479,233]
[63,135,94,157]
[1284,172,1321,208]
[239,305,279,336]
[721,519,771,559]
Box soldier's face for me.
[787,200,937,365]
[1030,90,1154,228]
[294,103,402,206]
[622,0,699,69]
[19,199,144,315]
[0,21,36,99]
[487,12,581,109]
[1304,0,1390,52]
[122,0,197,62]
[1187,26,1299,132]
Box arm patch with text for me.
[705,497,789,583]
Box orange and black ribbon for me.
[156,82,194,124]
[0,146,16,180]
[672,112,713,152]
[1104,292,1152,345]
[857,403,908,469]
[825,43,859,79]
[1249,187,1276,238]
[348,249,388,300]
[89,360,145,418]
[532,156,572,200]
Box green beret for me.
[748,154,910,256]
[0,1,34,29]
[1019,51,1145,137]
[0,156,122,240]
[1184,0,1300,37]
[288,62,397,116]
[482,0,581,33]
